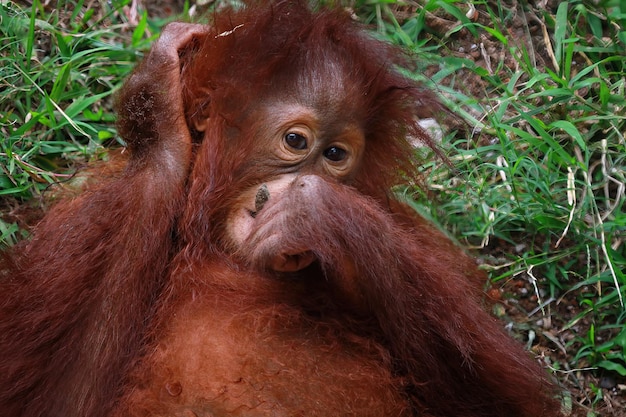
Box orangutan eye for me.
[285,132,308,150]
[323,146,347,162]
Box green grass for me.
[0,0,168,244]
[1,0,625,411]
[364,0,626,406]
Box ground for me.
[407,1,626,415]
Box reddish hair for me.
[177,0,443,257]
[181,1,440,190]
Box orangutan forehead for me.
[290,57,364,116]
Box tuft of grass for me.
[0,0,172,244]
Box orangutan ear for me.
[176,30,212,134]
[185,92,211,133]
[193,116,209,132]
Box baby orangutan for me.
[0,2,561,416]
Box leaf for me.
[554,2,569,70]
[596,360,626,376]
[550,120,585,149]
